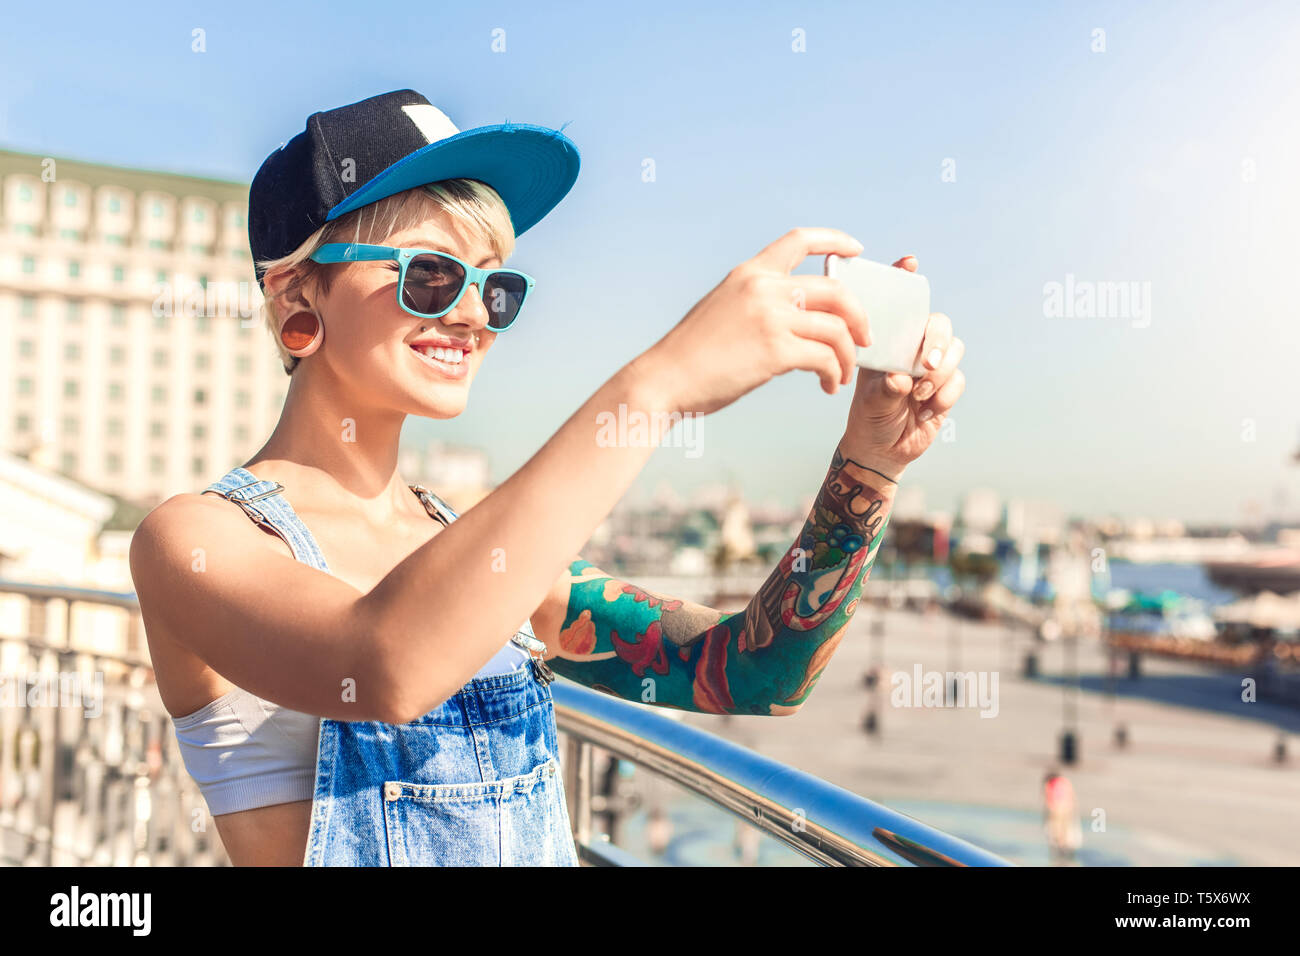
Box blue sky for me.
[3,0,1299,524]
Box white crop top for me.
[170,470,535,816]
[171,637,534,816]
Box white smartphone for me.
[824,254,931,376]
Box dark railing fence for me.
[0,582,229,864]
[0,580,1008,867]
[0,645,229,866]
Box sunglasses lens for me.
[401,254,465,316]
[483,273,528,330]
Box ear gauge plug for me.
[281,311,323,356]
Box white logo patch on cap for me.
[401,104,459,144]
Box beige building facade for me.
[0,148,287,506]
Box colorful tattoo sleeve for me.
[547,445,893,715]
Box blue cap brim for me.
[325,122,580,237]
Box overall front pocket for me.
[382,756,570,866]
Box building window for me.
[108,197,122,214]
[18,377,34,395]
[18,339,35,358]
[68,260,81,278]
[148,239,167,250]
[192,456,205,476]
[63,379,79,398]
[152,349,167,368]
[15,223,38,236]
[21,256,36,274]
[108,382,124,401]
[153,313,169,330]
[190,243,207,256]
[111,303,126,326]
[62,415,79,436]
[20,296,36,318]
[234,424,249,443]
[235,389,249,408]
[106,418,124,437]
[62,452,77,473]
[59,228,80,240]
[193,388,207,405]
[18,185,33,202]
[104,234,127,246]
[155,269,167,284]
[195,352,210,370]
[236,354,251,373]
[152,200,165,218]
[106,453,122,473]
[150,421,165,438]
[112,265,125,283]
[64,191,78,207]
[66,301,82,322]
[16,413,31,432]
[150,455,164,474]
[64,343,81,362]
[192,424,207,440]
[151,386,166,404]
[193,207,206,222]
[110,345,125,365]
[196,314,211,333]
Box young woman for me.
[129,89,966,866]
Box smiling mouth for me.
[410,344,469,379]
[411,343,467,364]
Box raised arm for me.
[534,253,966,716]
[535,443,899,714]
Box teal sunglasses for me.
[309,243,535,331]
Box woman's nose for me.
[449,281,492,330]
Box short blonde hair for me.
[253,179,517,375]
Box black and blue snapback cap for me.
[248,88,580,288]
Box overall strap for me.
[409,484,458,526]
[201,467,331,572]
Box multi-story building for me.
[0,148,287,507]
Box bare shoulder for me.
[128,492,264,709]
[131,490,287,576]
[128,490,290,649]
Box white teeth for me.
[414,345,465,365]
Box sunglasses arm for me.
[311,243,400,264]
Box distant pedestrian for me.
[1042,770,1082,864]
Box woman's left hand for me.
[842,255,966,476]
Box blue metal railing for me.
[552,681,1012,866]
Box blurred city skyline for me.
[2,0,1297,524]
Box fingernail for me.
[927,347,943,369]
[914,380,935,401]
[918,408,934,423]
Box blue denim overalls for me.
[202,467,579,867]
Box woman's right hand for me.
[634,227,872,416]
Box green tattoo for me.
[547,445,892,715]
